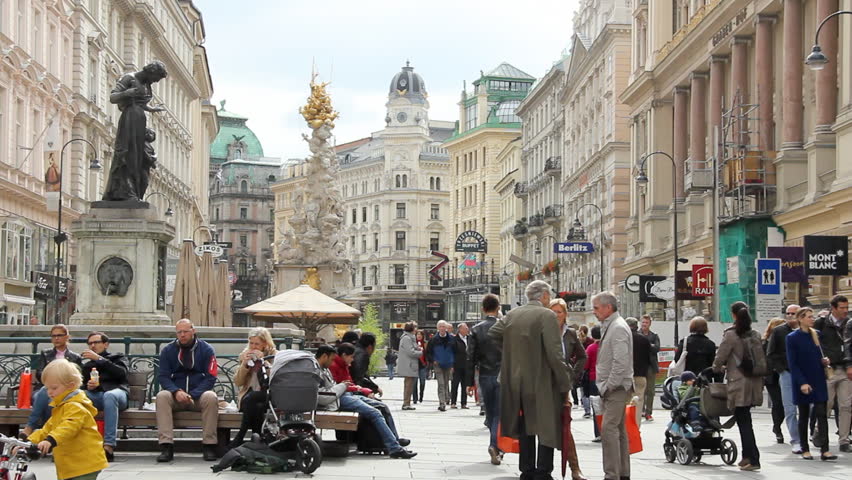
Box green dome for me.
[210,100,265,163]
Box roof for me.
[484,62,535,80]
[210,100,264,161]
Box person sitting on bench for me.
[316,344,416,459]
[80,331,129,462]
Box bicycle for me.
[0,434,41,480]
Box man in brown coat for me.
[490,280,573,480]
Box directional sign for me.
[204,241,232,249]
[554,242,595,254]
[756,258,782,295]
[428,250,449,280]
[692,264,714,296]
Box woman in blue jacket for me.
[786,307,835,461]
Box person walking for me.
[762,318,786,445]
[397,322,422,410]
[639,314,660,421]
[594,292,633,480]
[385,348,398,381]
[416,330,428,404]
[426,321,455,411]
[450,323,470,409]
[627,317,651,429]
[767,304,803,453]
[813,295,850,452]
[488,280,573,480]
[467,294,504,465]
[674,316,717,374]
[787,307,836,461]
[713,302,764,471]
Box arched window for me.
[395,175,401,188]
[234,148,242,159]
[430,177,435,190]
[216,182,220,193]
[238,259,247,276]
[436,177,441,190]
[240,180,248,193]
[402,175,408,188]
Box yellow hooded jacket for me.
[28,389,108,480]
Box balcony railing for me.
[544,157,562,176]
[528,214,544,232]
[544,204,563,223]
[512,219,529,239]
[211,185,273,197]
[513,182,528,197]
[443,274,500,288]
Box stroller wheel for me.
[297,437,323,474]
[675,439,694,465]
[720,438,738,465]
[664,442,676,463]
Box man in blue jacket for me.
[426,320,455,411]
[156,319,219,462]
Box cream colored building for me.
[0,0,216,324]
[621,0,851,328]
[443,63,534,321]
[557,0,633,322]
[494,137,523,307]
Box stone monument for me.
[273,74,351,298]
[69,61,174,325]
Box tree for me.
[357,303,386,375]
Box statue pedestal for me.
[69,206,174,325]
[272,264,350,298]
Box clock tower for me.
[385,62,430,140]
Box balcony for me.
[544,157,562,176]
[528,214,544,234]
[684,158,713,192]
[512,219,529,240]
[544,204,563,224]
[513,182,528,197]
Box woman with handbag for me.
[672,316,717,376]
[786,307,836,461]
[712,302,764,471]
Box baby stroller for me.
[213,351,323,474]
[662,368,738,466]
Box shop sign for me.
[711,6,749,47]
[624,274,640,293]
[554,242,595,253]
[651,279,676,301]
[454,231,488,253]
[675,270,703,301]
[767,246,806,283]
[194,244,224,257]
[388,285,407,290]
[804,236,849,276]
[393,303,409,314]
[692,264,714,297]
[33,272,68,298]
[639,275,668,303]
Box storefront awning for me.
[2,294,36,306]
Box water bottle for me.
[91,368,100,387]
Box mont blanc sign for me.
[804,236,848,276]
[455,230,488,253]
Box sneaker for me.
[488,446,502,465]
[792,446,803,455]
[583,413,591,419]
[645,415,654,422]
[402,406,416,411]
[592,437,601,443]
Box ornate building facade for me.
[0,0,216,325]
[335,63,452,329]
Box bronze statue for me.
[102,61,167,202]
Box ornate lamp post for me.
[805,10,852,70]
[570,203,605,293]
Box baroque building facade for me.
[334,63,452,329]
[0,0,216,325]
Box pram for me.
[213,350,323,475]
[662,368,738,466]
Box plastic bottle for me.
[91,368,100,387]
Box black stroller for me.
[662,368,738,466]
[213,351,323,474]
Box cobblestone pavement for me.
[27,376,851,479]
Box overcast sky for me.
[202,0,581,161]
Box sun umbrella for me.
[240,284,360,339]
[561,404,576,480]
[217,261,232,327]
[172,239,200,322]
[197,251,216,326]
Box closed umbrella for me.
[172,239,200,322]
[198,251,215,326]
[217,261,232,327]
[561,404,576,480]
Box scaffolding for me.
[719,89,776,222]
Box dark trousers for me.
[451,367,468,406]
[766,382,784,435]
[417,364,428,402]
[799,402,828,454]
[231,390,267,446]
[518,407,554,476]
[735,406,760,466]
[479,375,500,449]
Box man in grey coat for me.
[594,292,633,480]
[489,280,573,480]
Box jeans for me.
[778,371,801,447]
[479,375,500,449]
[387,364,395,380]
[687,403,701,423]
[417,365,428,402]
[338,393,401,453]
[735,406,760,466]
[85,389,129,447]
[799,402,828,454]
[27,387,52,429]
[450,367,468,406]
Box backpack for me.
[211,438,291,474]
[739,330,768,377]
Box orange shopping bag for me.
[595,403,643,454]
[17,368,33,409]
[497,424,520,454]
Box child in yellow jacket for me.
[25,359,109,480]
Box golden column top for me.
[299,74,339,129]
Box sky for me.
[202,0,581,161]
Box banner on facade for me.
[804,236,849,276]
[639,275,668,303]
[767,246,806,283]
[691,264,714,297]
[33,272,69,299]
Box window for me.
[351,208,357,224]
[239,207,247,219]
[402,174,408,187]
[1,221,32,281]
[240,180,248,193]
[350,235,356,252]
[374,205,379,221]
[362,207,367,222]
[430,177,435,190]
[495,100,522,123]
[395,231,406,251]
[396,203,406,219]
[240,235,247,248]
[395,175,401,188]
[268,231,274,246]
[238,259,247,276]
[435,177,441,190]
[430,232,440,252]
[430,204,439,220]
[269,209,274,221]
[361,235,367,253]
[371,265,378,285]
[393,264,405,285]
[214,208,219,220]
[465,103,477,130]
[373,233,379,252]
[361,267,366,286]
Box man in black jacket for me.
[81,331,129,460]
[766,304,802,453]
[23,324,83,436]
[627,318,651,430]
[814,295,850,451]
[350,332,383,397]
[451,323,470,409]
[467,295,503,465]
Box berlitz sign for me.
[554,242,595,253]
[455,230,488,253]
[804,235,848,276]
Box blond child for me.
[25,359,108,480]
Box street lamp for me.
[193,224,215,244]
[805,10,852,70]
[635,151,681,345]
[54,138,101,323]
[572,204,605,293]
[144,191,174,217]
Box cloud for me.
[202,0,581,159]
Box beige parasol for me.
[217,261,232,327]
[171,239,200,322]
[197,251,216,326]
[240,284,360,339]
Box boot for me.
[565,440,587,480]
[156,443,174,463]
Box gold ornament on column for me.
[299,73,339,129]
[302,267,321,290]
